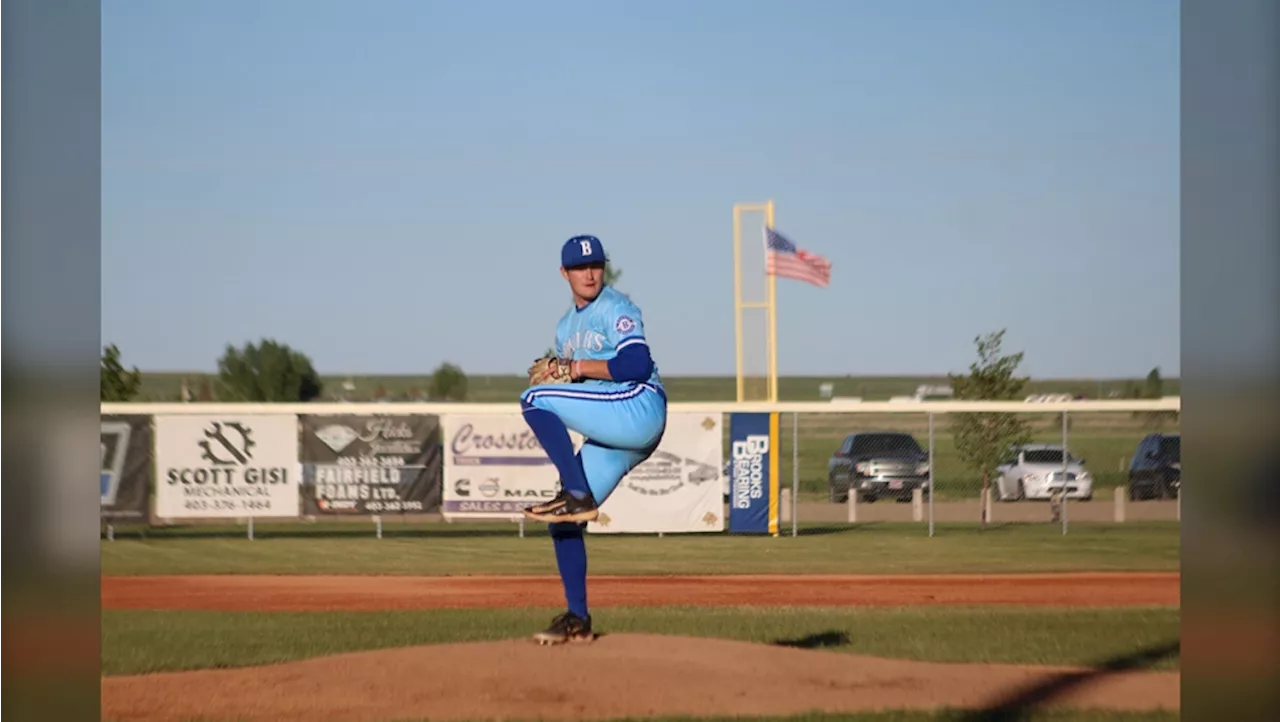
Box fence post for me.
[248,517,255,541]
[928,412,935,537]
[912,488,923,522]
[1113,486,1125,523]
[375,515,383,539]
[780,487,791,525]
[792,412,799,537]
[847,486,857,523]
[1061,410,1069,535]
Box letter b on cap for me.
[579,239,593,255]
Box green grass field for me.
[101,519,1180,720]
[101,521,1181,576]
[102,605,1179,676]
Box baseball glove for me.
[528,356,574,386]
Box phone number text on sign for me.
[183,496,274,513]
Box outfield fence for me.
[100,398,1181,539]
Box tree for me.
[948,330,1034,529]
[216,339,323,402]
[429,362,468,401]
[1143,367,1163,398]
[604,264,623,288]
[1137,366,1178,428]
[101,344,142,402]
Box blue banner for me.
[728,412,779,535]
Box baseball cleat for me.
[532,611,594,645]
[522,489,599,523]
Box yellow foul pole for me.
[733,207,745,402]
[765,200,778,403]
[732,201,775,403]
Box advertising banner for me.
[101,414,153,521]
[299,414,442,515]
[154,414,300,518]
[727,412,779,535]
[441,414,582,518]
[588,413,725,534]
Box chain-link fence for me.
[768,405,1181,535]
[101,400,1180,540]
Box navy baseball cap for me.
[561,235,607,268]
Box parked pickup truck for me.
[827,431,930,503]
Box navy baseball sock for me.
[550,522,589,618]
[521,404,591,499]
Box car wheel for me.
[829,483,847,504]
[858,491,877,503]
[1015,480,1026,501]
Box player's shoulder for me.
[595,287,645,337]
[598,286,643,315]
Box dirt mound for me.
[101,633,1179,721]
[101,572,1180,611]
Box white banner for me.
[589,413,725,534]
[441,414,582,519]
[154,414,301,518]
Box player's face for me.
[561,262,605,303]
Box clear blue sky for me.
[101,0,1180,379]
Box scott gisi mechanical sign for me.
[153,414,300,518]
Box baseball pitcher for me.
[520,234,668,644]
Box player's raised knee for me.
[521,386,559,411]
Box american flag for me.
[765,227,831,287]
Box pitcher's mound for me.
[102,634,1179,721]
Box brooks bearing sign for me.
[727,413,779,535]
[153,414,300,518]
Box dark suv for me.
[1128,433,1180,500]
[827,431,930,503]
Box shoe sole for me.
[533,632,596,646]
[522,508,599,523]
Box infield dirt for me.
[101,571,1179,611]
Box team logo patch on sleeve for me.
[615,316,636,334]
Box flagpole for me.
[765,200,778,403]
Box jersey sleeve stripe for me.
[615,337,648,351]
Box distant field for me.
[100,521,1181,576]
[131,372,1179,403]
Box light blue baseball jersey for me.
[555,286,663,391]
